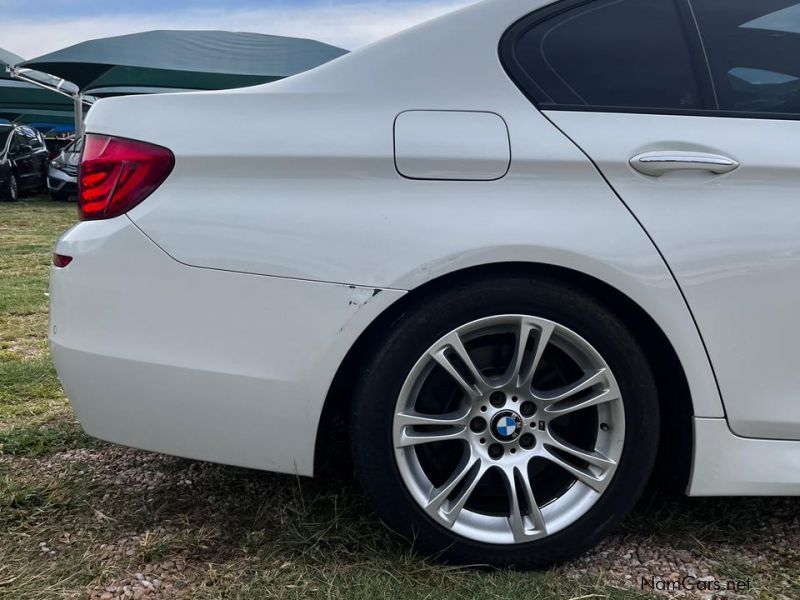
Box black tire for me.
[2,173,19,202]
[350,275,659,569]
[49,190,70,202]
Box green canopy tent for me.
[22,30,347,95]
[1,48,77,130]
[0,48,23,73]
[0,80,75,128]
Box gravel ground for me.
[2,439,797,599]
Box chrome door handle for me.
[630,151,739,177]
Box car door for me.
[501,0,800,440]
[10,130,35,188]
[27,129,48,183]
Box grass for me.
[0,196,797,599]
[0,421,98,456]
[0,197,76,451]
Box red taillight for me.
[53,253,73,268]
[78,134,174,221]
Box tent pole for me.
[74,93,84,137]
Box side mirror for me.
[18,144,32,154]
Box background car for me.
[0,123,49,201]
[45,135,76,160]
[50,0,800,568]
[47,137,81,201]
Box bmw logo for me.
[491,411,522,441]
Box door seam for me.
[539,109,727,421]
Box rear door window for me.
[689,0,800,117]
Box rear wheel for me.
[350,276,659,568]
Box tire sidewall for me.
[351,277,660,568]
[8,174,19,202]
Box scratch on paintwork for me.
[338,286,383,334]
[347,286,376,308]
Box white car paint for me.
[50,0,800,495]
[51,217,404,475]
[547,111,800,440]
[690,419,800,495]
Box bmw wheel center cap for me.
[491,410,522,441]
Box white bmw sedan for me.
[50,0,800,568]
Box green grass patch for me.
[1,195,74,430]
[0,358,64,405]
[0,421,97,457]
[0,196,75,363]
[0,474,65,514]
[0,275,51,315]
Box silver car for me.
[47,137,81,201]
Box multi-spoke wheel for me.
[393,315,624,544]
[351,276,659,568]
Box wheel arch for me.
[315,261,693,491]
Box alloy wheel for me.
[393,314,625,545]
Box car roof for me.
[0,123,29,133]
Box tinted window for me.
[505,0,702,112]
[691,0,800,116]
[21,127,42,148]
[12,132,26,151]
[0,130,10,151]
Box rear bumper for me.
[49,217,404,475]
